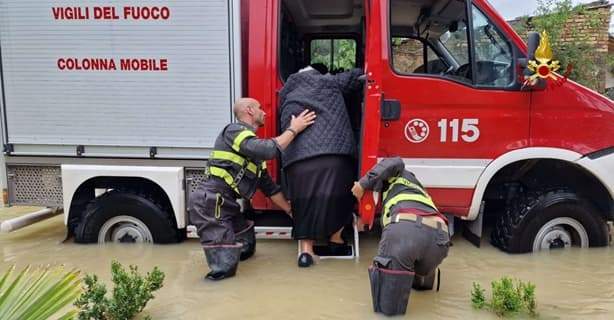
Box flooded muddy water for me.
[2,207,614,319]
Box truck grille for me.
[185,168,207,195]
[7,165,63,207]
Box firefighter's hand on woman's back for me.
[273,109,316,150]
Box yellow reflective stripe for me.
[247,163,259,175]
[389,177,427,194]
[382,193,438,227]
[232,130,256,152]
[383,177,428,200]
[208,166,240,194]
[210,150,258,174]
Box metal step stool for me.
[297,214,360,260]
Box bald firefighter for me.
[189,98,316,281]
[351,157,450,316]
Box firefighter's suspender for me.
[382,177,428,200]
[210,150,259,175]
[207,129,266,195]
[232,130,255,152]
[207,166,241,195]
[381,176,438,227]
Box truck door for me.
[363,0,530,220]
[357,0,384,228]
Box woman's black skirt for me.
[286,155,356,241]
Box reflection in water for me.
[2,210,614,319]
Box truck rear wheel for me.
[74,190,181,244]
[491,189,609,253]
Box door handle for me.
[381,99,401,121]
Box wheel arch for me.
[468,147,613,221]
[62,165,185,232]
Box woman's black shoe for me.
[298,252,314,267]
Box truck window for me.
[439,21,470,67]
[389,0,472,84]
[391,38,447,75]
[438,20,472,84]
[471,6,514,87]
[310,39,356,73]
[389,0,515,88]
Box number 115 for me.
[437,118,480,143]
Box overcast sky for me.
[488,0,613,33]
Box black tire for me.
[491,189,609,253]
[74,190,182,244]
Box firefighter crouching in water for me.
[189,97,316,281]
[351,157,450,316]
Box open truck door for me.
[358,0,384,229]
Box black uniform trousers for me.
[189,177,253,248]
[369,216,450,316]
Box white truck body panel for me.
[0,0,242,158]
[61,164,186,227]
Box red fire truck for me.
[1,0,612,253]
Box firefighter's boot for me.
[204,244,242,281]
[413,270,436,290]
[236,224,256,261]
[368,256,414,316]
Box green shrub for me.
[75,261,164,320]
[471,277,538,317]
[521,281,537,316]
[470,282,486,310]
[490,277,523,316]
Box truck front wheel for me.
[74,190,181,244]
[491,189,609,253]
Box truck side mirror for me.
[527,31,540,61]
[519,32,546,91]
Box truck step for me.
[255,226,292,239]
[186,225,293,239]
[300,215,361,260]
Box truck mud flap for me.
[462,206,483,247]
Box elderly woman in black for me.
[279,65,363,267]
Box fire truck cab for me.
[251,0,614,253]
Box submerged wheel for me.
[98,215,154,243]
[491,189,609,253]
[532,217,588,251]
[75,190,182,244]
